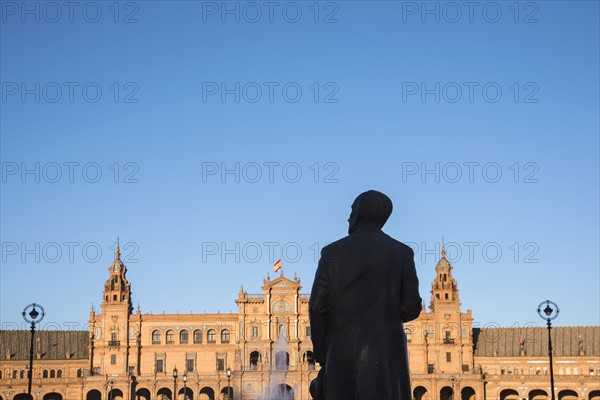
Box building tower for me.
[89,241,135,377]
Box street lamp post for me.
[173,367,178,400]
[182,372,187,400]
[226,367,232,400]
[537,300,559,400]
[22,303,45,400]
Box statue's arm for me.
[309,247,332,366]
[400,248,422,322]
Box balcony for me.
[443,338,455,344]
[108,340,120,347]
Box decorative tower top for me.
[102,238,132,313]
[430,242,460,311]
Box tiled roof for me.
[0,330,89,360]
[473,326,600,357]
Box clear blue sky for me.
[1,1,598,330]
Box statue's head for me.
[348,190,393,234]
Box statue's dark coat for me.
[309,191,422,400]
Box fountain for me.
[263,325,294,400]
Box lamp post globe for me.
[22,303,45,400]
[226,367,232,400]
[537,300,559,400]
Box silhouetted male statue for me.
[309,190,422,400]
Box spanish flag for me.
[274,259,282,273]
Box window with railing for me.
[193,329,202,344]
[221,329,230,344]
[180,330,189,344]
[152,330,161,345]
[109,332,120,347]
[207,330,216,344]
[166,330,175,345]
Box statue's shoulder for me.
[386,236,415,255]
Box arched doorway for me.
[109,389,124,400]
[589,391,600,400]
[43,393,63,400]
[304,351,316,370]
[87,390,102,400]
[178,387,193,400]
[414,386,429,400]
[275,351,289,370]
[136,388,151,400]
[440,386,454,400]
[13,394,29,400]
[529,389,548,400]
[461,387,475,400]
[250,351,261,370]
[199,387,214,400]
[500,389,520,400]
[220,387,233,400]
[559,390,578,400]
[270,384,294,400]
[157,388,172,400]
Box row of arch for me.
[0,369,63,379]
[412,387,600,400]
[414,386,476,400]
[1,393,63,400]
[85,387,234,400]
[247,350,315,369]
[498,389,600,400]
[152,329,230,345]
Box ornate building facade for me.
[1,245,598,400]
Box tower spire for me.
[441,237,446,259]
[115,237,121,260]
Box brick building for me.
[1,245,598,400]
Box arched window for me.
[12,370,18,379]
[193,329,202,344]
[221,329,230,344]
[20,370,25,379]
[207,330,216,343]
[304,351,316,370]
[50,370,56,378]
[405,328,412,343]
[573,367,578,375]
[77,369,82,378]
[166,330,175,344]
[0,370,3,379]
[566,367,571,375]
[152,330,161,344]
[250,351,261,370]
[43,370,49,378]
[180,330,189,344]
[57,370,62,378]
